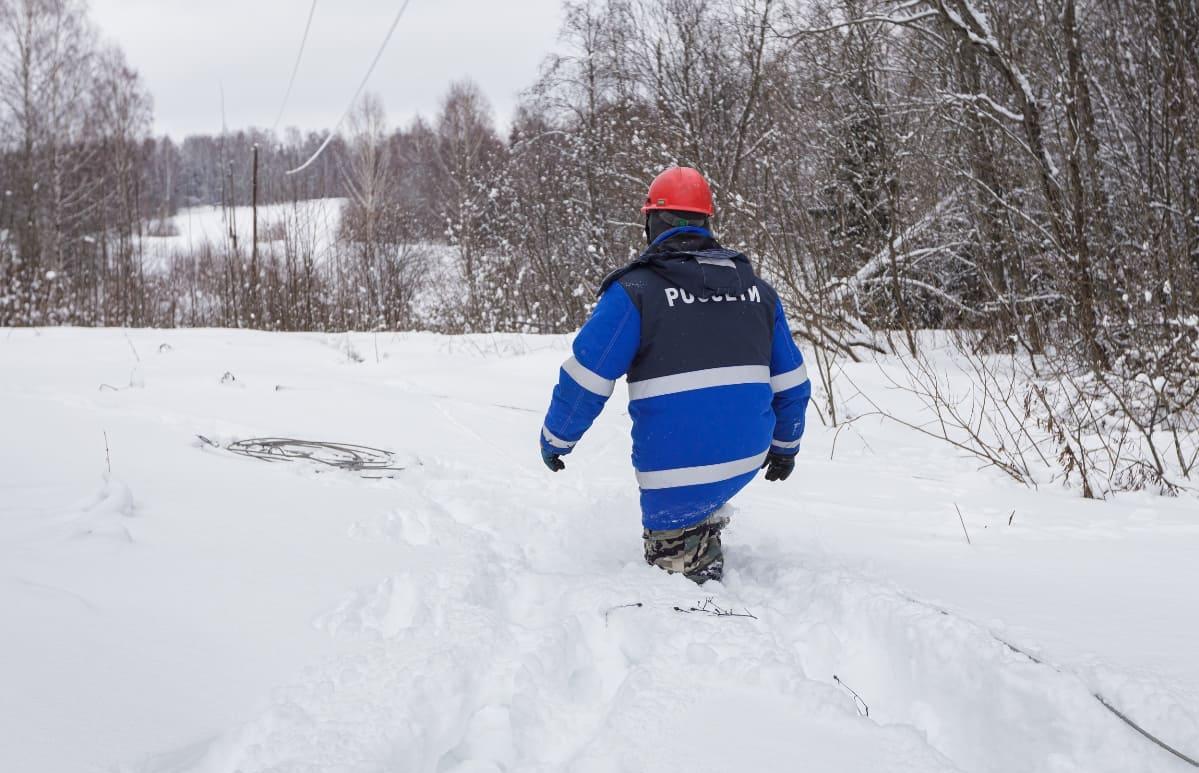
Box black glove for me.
[761,452,795,482]
[542,447,566,472]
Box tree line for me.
[2,0,1197,492]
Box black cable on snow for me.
[903,592,1199,770]
[1094,695,1199,768]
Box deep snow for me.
[1,328,1196,772]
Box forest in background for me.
[1,0,1197,498]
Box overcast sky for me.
[89,0,566,139]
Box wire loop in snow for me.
[201,436,410,478]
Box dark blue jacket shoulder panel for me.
[615,262,778,382]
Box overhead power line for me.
[285,0,414,176]
[272,0,320,134]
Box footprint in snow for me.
[316,574,424,639]
[348,508,433,546]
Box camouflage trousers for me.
[643,511,728,584]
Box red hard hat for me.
[641,166,714,216]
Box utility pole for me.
[227,160,238,254]
[251,144,259,262]
[250,144,260,326]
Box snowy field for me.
[2,327,1197,773]
[141,199,346,268]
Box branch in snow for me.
[826,191,962,306]
[945,92,1024,123]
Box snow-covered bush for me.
[865,329,1199,500]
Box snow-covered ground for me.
[1,327,1196,773]
[141,199,346,269]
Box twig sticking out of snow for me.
[99,367,143,392]
[673,597,758,619]
[603,602,643,624]
[954,503,972,545]
[124,333,141,363]
[833,674,870,717]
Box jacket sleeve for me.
[540,283,641,456]
[768,298,812,456]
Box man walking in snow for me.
[539,167,811,584]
